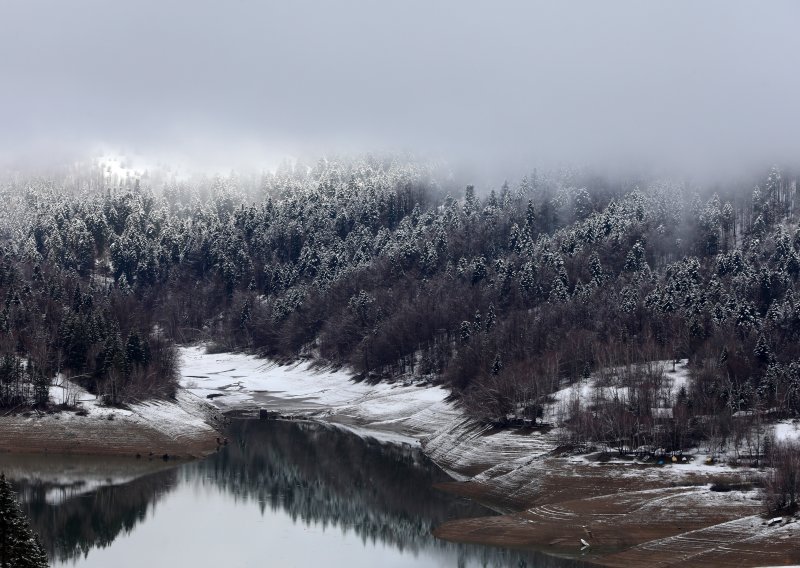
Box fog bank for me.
[1,1,798,178]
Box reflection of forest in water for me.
[189,419,490,553]
[9,459,178,563]
[6,420,585,567]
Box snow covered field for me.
[178,348,770,479]
[545,358,691,424]
[47,379,218,443]
[179,345,460,443]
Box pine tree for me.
[463,185,478,216]
[754,333,771,365]
[485,304,496,333]
[0,474,49,568]
[27,362,49,408]
[549,276,569,304]
[589,251,604,286]
[624,241,648,273]
[491,354,503,376]
[524,200,536,236]
[459,321,471,344]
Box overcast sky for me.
[1,1,799,177]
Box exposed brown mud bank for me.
[0,391,223,459]
[429,453,800,568]
[0,417,218,458]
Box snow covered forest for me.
[1,158,799,452]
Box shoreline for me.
[177,347,800,568]
[421,416,800,568]
[4,346,800,567]
[0,389,223,460]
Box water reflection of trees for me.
[190,420,583,567]
[14,468,177,562]
[9,420,584,567]
[190,420,486,552]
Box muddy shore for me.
[177,347,800,568]
[429,453,799,568]
[0,390,222,459]
[3,344,798,568]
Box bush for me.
[710,476,756,492]
[204,341,233,355]
[764,441,800,514]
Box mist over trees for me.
[0,158,799,454]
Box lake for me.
[1,419,585,567]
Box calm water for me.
[1,419,584,568]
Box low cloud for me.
[1,1,799,179]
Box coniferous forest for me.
[0,158,799,452]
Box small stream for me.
[1,419,585,567]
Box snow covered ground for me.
[178,345,459,443]
[177,349,751,478]
[177,347,785,490]
[773,419,800,444]
[0,378,220,458]
[545,358,690,424]
[47,380,218,442]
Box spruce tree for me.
[0,474,49,567]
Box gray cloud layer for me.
[1,1,799,176]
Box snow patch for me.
[773,420,800,443]
[179,345,455,440]
[545,359,690,425]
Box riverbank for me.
[177,346,800,568]
[421,414,800,568]
[429,451,789,567]
[179,344,460,442]
[0,387,222,459]
[3,345,797,566]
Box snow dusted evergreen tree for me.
[0,474,48,568]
